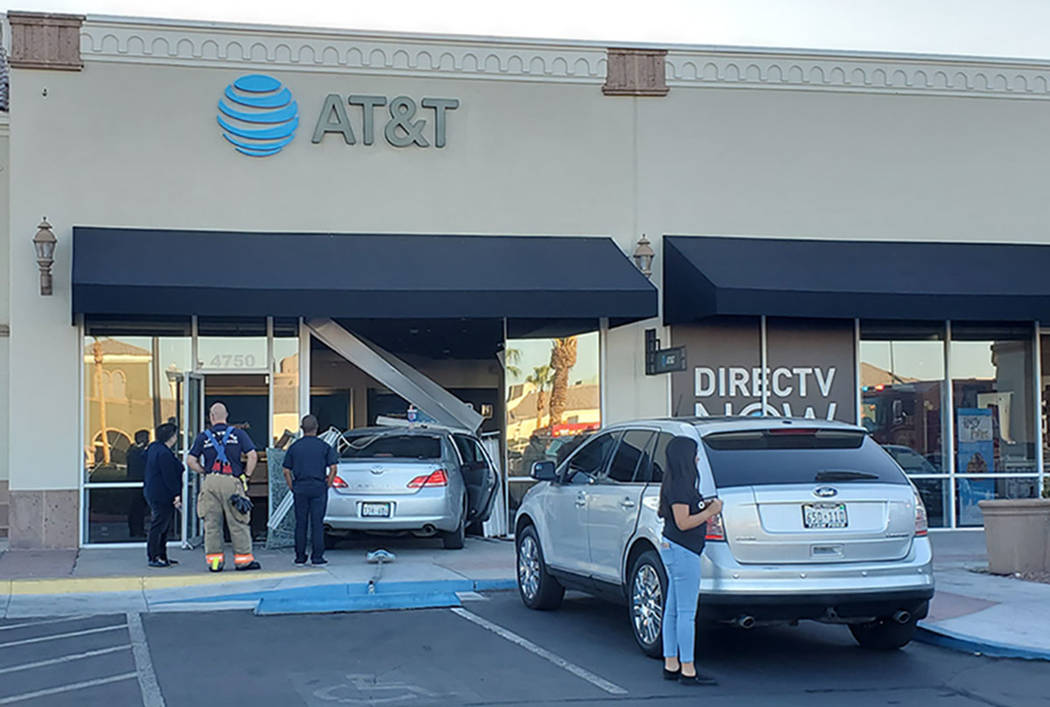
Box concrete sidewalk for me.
[0,535,517,617]
[921,531,1050,660]
[2,531,1048,661]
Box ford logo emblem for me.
[814,487,838,498]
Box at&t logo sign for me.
[217,74,299,157]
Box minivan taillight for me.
[705,513,726,541]
[913,489,928,537]
[408,470,448,488]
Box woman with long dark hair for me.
[658,435,722,685]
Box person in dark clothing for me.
[657,436,722,686]
[126,429,150,538]
[144,422,183,567]
[282,414,338,566]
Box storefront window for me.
[505,332,601,514]
[83,318,191,543]
[951,323,1038,526]
[197,317,267,371]
[860,322,947,527]
[273,318,300,446]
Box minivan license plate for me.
[803,503,847,529]
[361,502,392,518]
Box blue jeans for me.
[293,481,328,562]
[659,538,702,663]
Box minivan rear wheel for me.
[516,525,564,610]
[629,550,668,658]
[849,615,918,650]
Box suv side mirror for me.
[531,461,556,481]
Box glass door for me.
[180,372,205,548]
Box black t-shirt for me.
[658,470,706,555]
[283,436,338,487]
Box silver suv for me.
[514,417,934,655]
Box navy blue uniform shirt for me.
[189,423,256,475]
[144,441,183,502]
[283,436,337,487]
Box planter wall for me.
[979,499,1050,574]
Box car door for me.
[541,431,620,574]
[587,429,655,583]
[453,434,499,522]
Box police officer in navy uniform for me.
[187,402,261,571]
[282,414,338,566]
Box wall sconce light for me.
[632,234,655,278]
[32,218,57,295]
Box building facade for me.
[2,12,1049,547]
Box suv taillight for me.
[408,470,448,488]
[913,488,928,537]
[705,513,726,541]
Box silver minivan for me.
[514,417,934,655]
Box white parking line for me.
[0,624,127,649]
[0,616,90,632]
[127,612,166,707]
[451,607,628,696]
[0,645,131,675]
[0,673,138,704]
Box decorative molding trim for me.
[603,48,669,96]
[665,50,1050,100]
[71,17,1050,100]
[78,20,608,84]
[8,11,84,71]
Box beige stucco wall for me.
[7,16,1050,543]
[0,114,9,485]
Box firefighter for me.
[187,402,261,572]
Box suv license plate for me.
[803,503,847,529]
[361,502,392,518]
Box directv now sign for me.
[217,74,460,158]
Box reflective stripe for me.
[206,554,225,570]
[234,554,254,563]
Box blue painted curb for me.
[916,624,1050,661]
[155,577,518,608]
[256,591,463,615]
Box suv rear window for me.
[341,434,442,460]
[702,429,907,487]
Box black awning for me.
[73,228,657,325]
[664,235,1050,323]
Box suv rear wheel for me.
[849,615,918,650]
[629,549,668,658]
[516,525,564,610]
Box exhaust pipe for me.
[892,610,912,625]
[421,524,437,536]
[736,615,756,630]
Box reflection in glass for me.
[505,333,601,479]
[860,323,946,472]
[87,487,149,543]
[951,325,1036,476]
[273,336,299,445]
[83,331,191,484]
[904,476,949,529]
[956,475,1039,527]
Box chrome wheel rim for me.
[632,564,663,646]
[518,535,541,601]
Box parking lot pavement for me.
[139,590,1050,707]
[0,614,142,706]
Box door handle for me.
[575,494,587,508]
[621,499,636,509]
